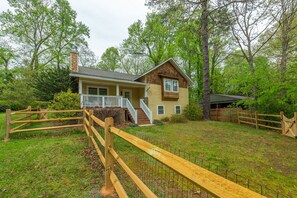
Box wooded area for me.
[0,0,296,119]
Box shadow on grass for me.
[8,128,84,140]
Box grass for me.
[124,121,297,196]
[0,113,104,197]
[1,112,296,197]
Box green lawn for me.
[0,113,296,197]
[0,113,104,197]
[124,121,297,197]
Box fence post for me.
[101,117,115,196]
[255,111,258,129]
[216,108,219,121]
[88,110,94,148]
[293,112,297,138]
[4,109,11,142]
[27,106,32,126]
[237,109,240,124]
[280,111,284,134]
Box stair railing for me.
[140,99,152,124]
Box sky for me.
[0,0,149,57]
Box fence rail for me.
[82,109,265,198]
[4,107,83,141]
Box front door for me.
[123,90,132,102]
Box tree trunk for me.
[201,0,211,120]
[280,8,289,83]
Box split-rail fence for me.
[4,107,266,197]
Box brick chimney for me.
[70,46,79,72]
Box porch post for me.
[79,79,83,108]
[144,85,148,97]
[116,84,120,96]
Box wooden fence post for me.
[237,109,240,124]
[88,110,94,148]
[4,109,11,142]
[293,112,297,138]
[255,111,258,129]
[280,111,284,134]
[101,117,115,196]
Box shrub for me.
[160,116,170,122]
[0,101,10,112]
[129,123,138,127]
[153,119,163,126]
[170,114,188,123]
[0,100,25,112]
[49,89,80,117]
[30,101,51,109]
[183,103,203,120]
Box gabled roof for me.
[70,58,192,85]
[134,58,193,85]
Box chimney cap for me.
[72,45,78,53]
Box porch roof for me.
[70,67,146,85]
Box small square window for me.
[164,79,171,92]
[172,80,178,92]
[157,105,165,115]
[175,106,181,114]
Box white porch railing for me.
[140,99,152,124]
[81,94,138,124]
[122,98,137,124]
[81,94,122,108]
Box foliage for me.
[170,114,187,123]
[49,89,80,117]
[153,119,164,126]
[30,101,51,109]
[33,67,73,101]
[128,123,139,127]
[160,116,170,122]
[98,47,121,71]
[0,100,26,112]
[183,103,203,120]
[0,0,89,70]
[0,76,36,107]
[0,102,11,112]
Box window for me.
[157,105,165,115]
[88,87,98,95]
[164,79,171,92]
[99,88,108,95]
[172,80,179,92]
[87,87,108,95]
[175,105,181,114]
[163,78,179,92]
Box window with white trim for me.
[172,80,179,92]
[157,105,165,115]
[175,105,181,114]
[164,79,171,92]
[163,78,179,92]
[87,87,108,95]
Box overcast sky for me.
[0,0,149,57]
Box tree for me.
[33,67,73,101]
[122,13,174,66]
[146,0,237,119]
[98,47,121,71]
[0,0,89,71]
[47,0,89,68]
[78,45,98,68]
[230,0,279,101]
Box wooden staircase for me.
[136,108,151,125]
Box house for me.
[207,94,248,108]
[69,49,192,124]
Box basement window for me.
[157,105,165,115]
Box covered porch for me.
[78,78,152,124]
